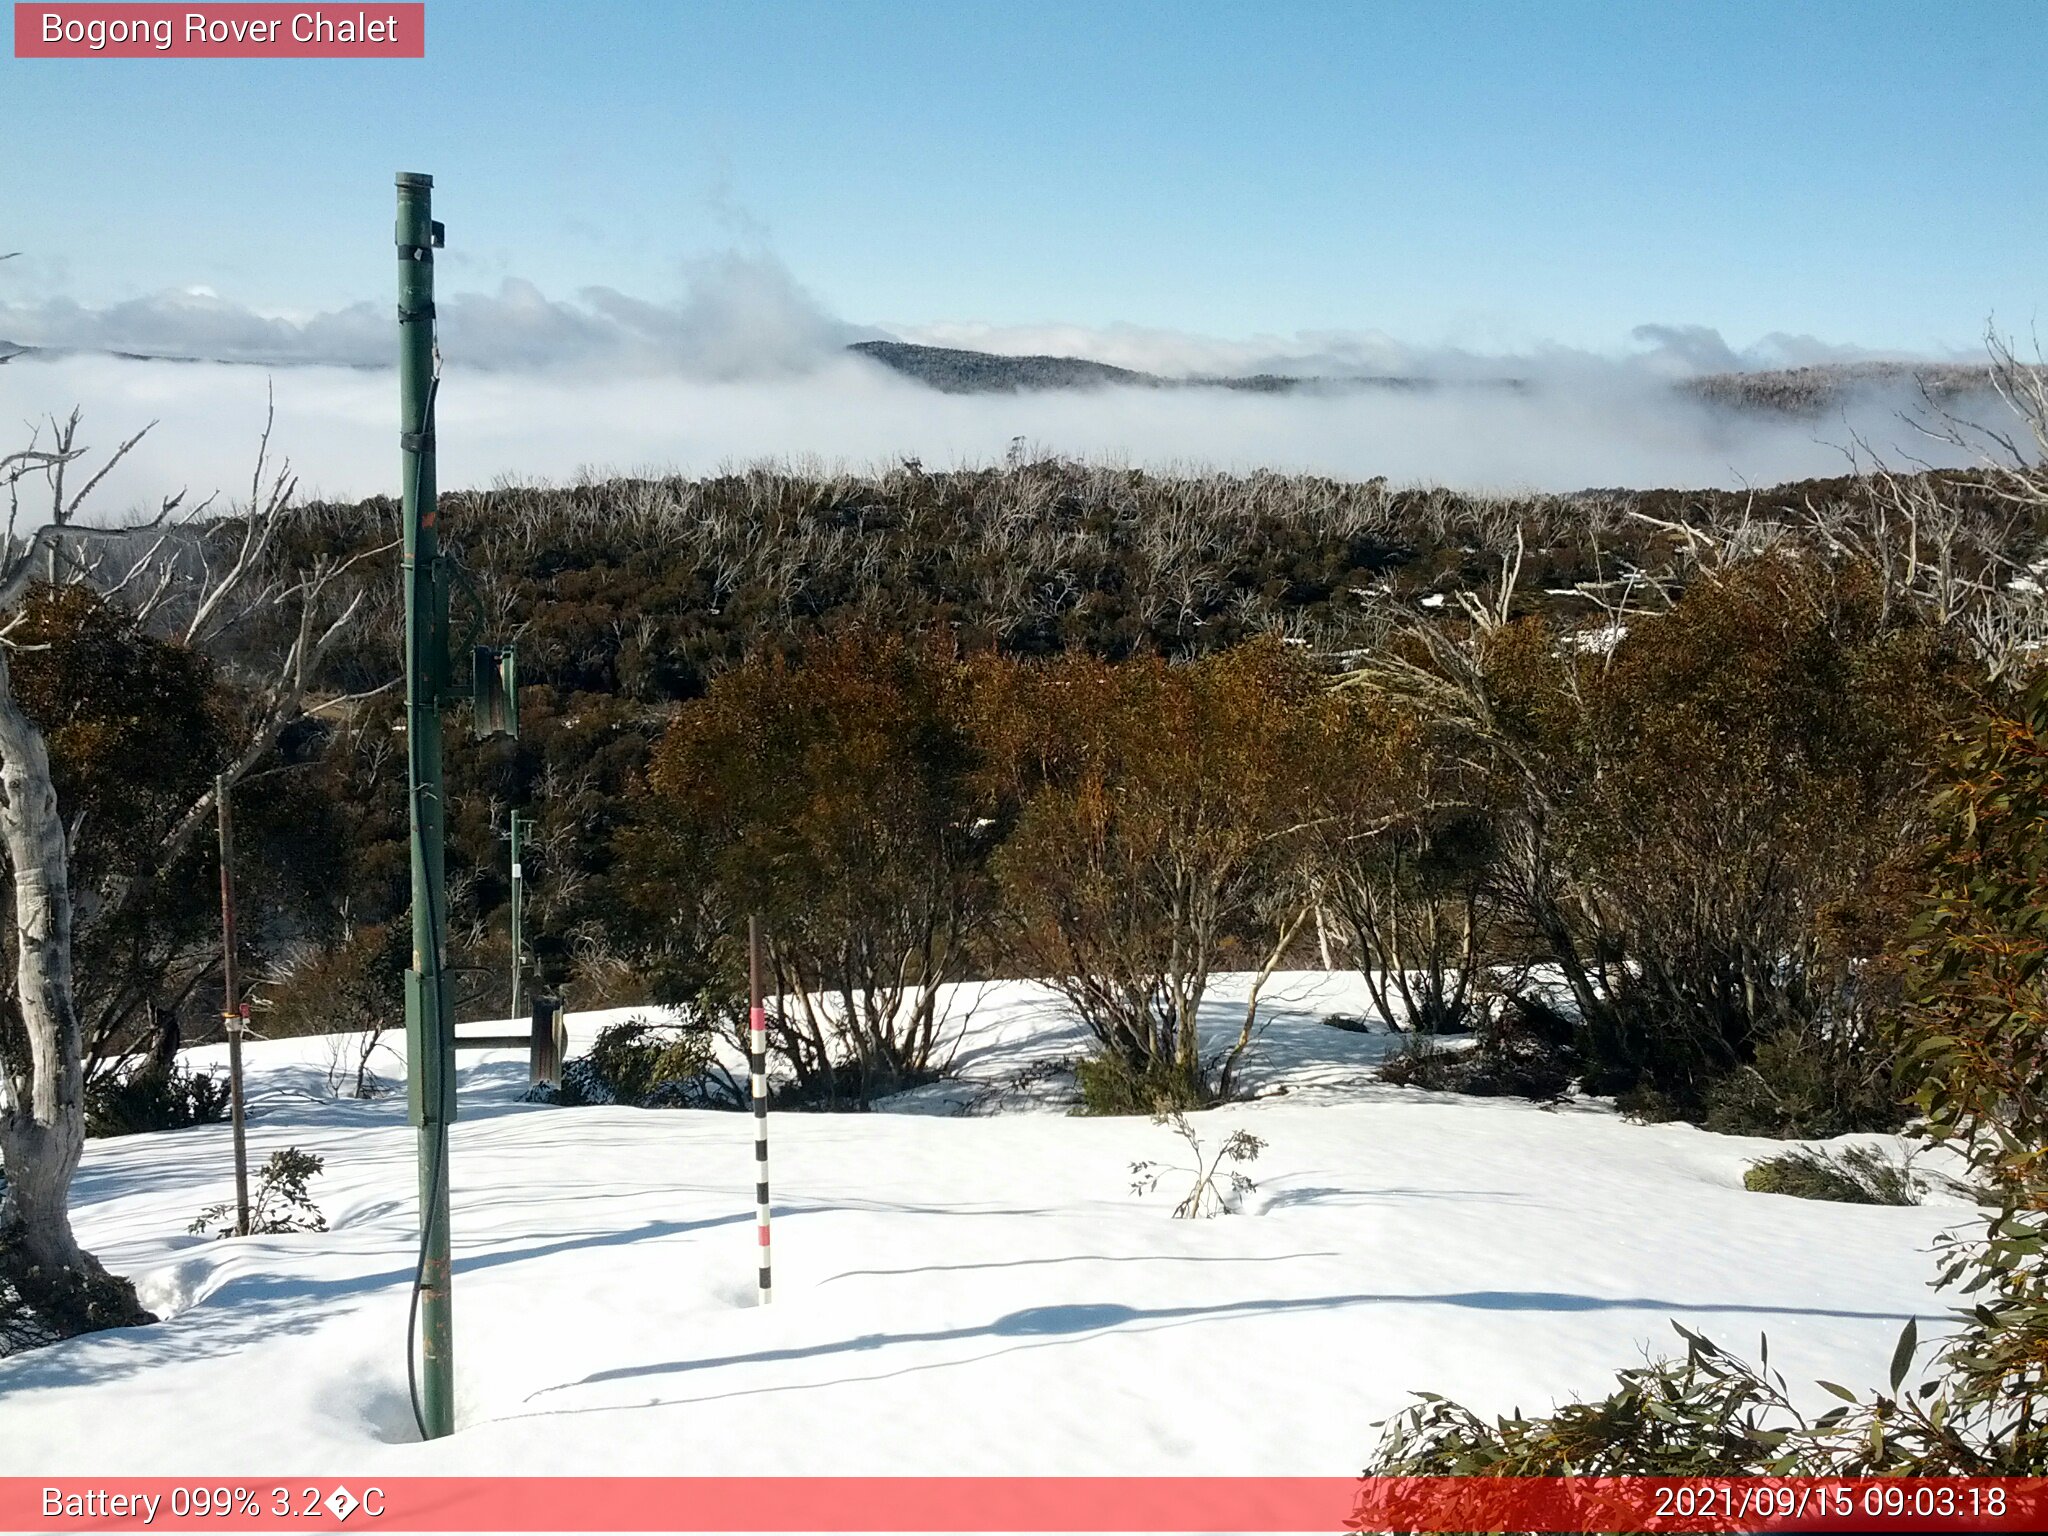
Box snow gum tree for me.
[0,424,160,1340]
[0,410,371,1350]
[12,585,230,1082]
[0,636,141,1337]
[0,585,233,1338]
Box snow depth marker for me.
[749,914,773,1304]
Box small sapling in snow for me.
[189,1148,328,1238]
[1129,1110,1266,1217]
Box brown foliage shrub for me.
[1403,555,1967,1122]
[640,630,992,1106]
[982,637,1332,1105]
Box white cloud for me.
[0,349,2003,516]
[4,255,1974,387]
[0,253,856,377]
[879,320,1414,379]
[0,255,2012,505]
[898,318,1971,385]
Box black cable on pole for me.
[403,360,442,1445]
[404,739,447,1443]
[405,1086,443,1441]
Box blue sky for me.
[2,0,2043,357]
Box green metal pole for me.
[397,170,455,1441]
[509,812,528,1022]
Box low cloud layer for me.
[0,255,2015,506]
[2,252,1977,385]
[886,318,1948,383]
[0,349,2001,516]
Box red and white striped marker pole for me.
[748,914,773,1304]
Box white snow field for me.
[0,973,1978,1478]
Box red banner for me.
[6,1477,2047,1532]
[13,4,424,58]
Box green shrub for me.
[1364,1218,2042,1477]
[1377,1025,1574,1103]
[562,1017,727,1108]
[1744,1149,1872,1203]
[84,1061,230,1138]
[1362,671,2048,1479]
[189,1148,327,1238]
[637,631,990,1108]
[1075,1052,1206,1117]
[1613,1081,1689,1124]
[1359,556,1959,1129]
[1744,1144,1921,1205]
[987,639,1332,1105]
[1702,1024,1906,1139]
[1892,671,2048,1450]
[1840,1146,1924,1205]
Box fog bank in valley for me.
[0,348,2000,518]
[0,258,2008,512]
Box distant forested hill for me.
[850,338,2024,417]
[849,339,1479,397]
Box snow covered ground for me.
[0,973,1980,1478]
